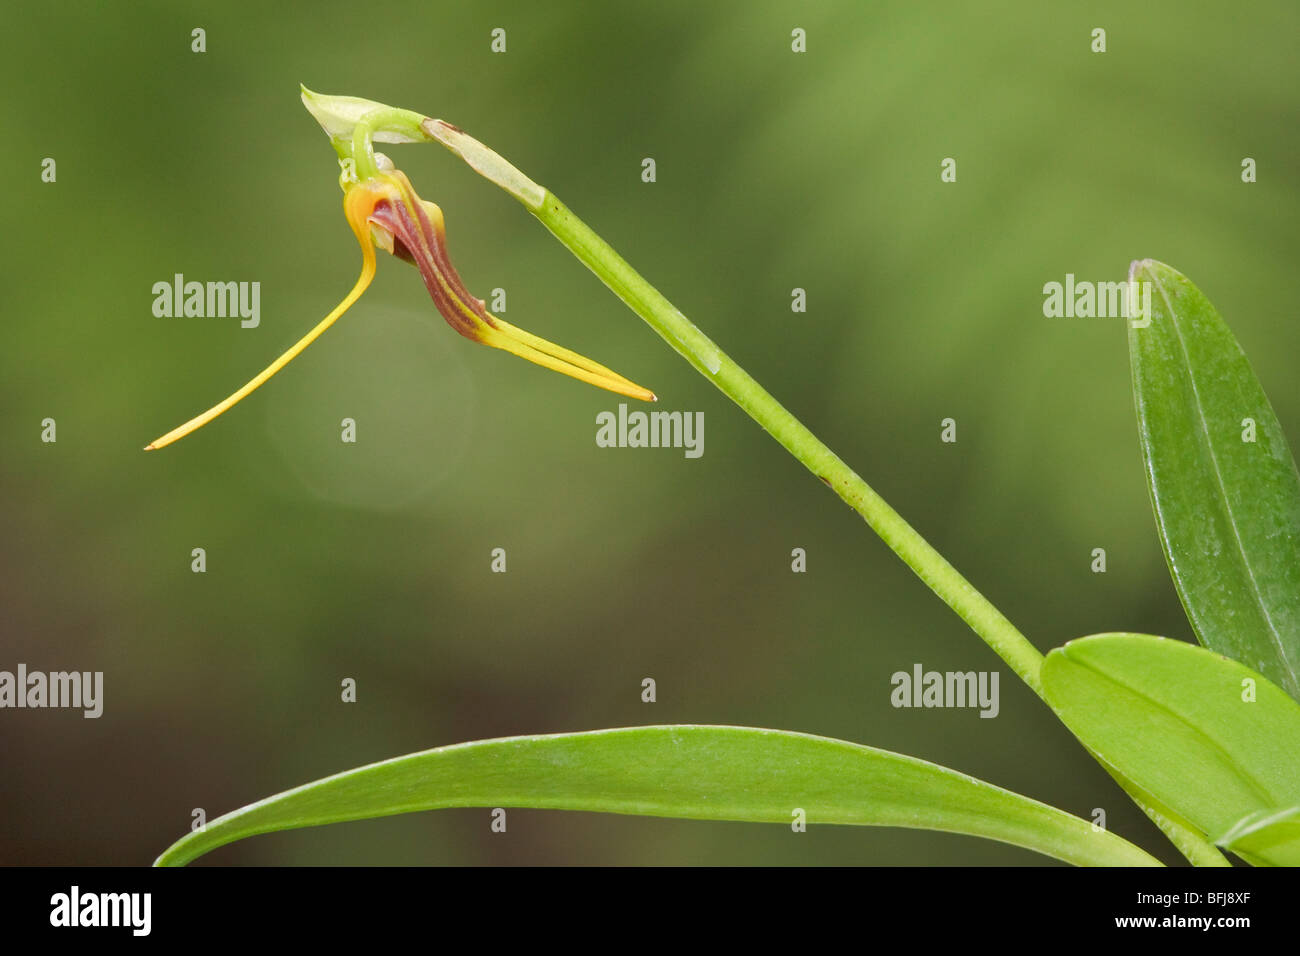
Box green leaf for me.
[153,725,1159,867]
[1042,633,1300,865]
[1127,259,1300,699]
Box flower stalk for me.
[417,111,1047,692]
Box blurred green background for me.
[3,0,1297,865]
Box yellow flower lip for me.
[145,168,653,451]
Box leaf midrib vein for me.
[1148,267,1295,688]
[1070,650,1279,808]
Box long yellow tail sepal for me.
[480,317,657,403]
[145,192,381,451]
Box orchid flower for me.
[145,93,654,451]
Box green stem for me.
[537,193,1046,692]
[349,108,427,180]
[351,116,380,181]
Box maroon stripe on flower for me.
[369,197,483,341]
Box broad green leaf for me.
[1042,633,1300,865]
[1127,259,1300,699]
[153,724,1159,867]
